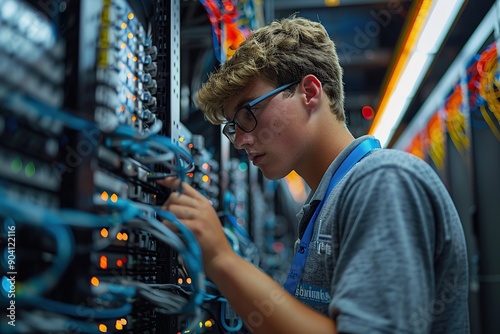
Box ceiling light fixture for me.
[368,0,465,147]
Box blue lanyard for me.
[283,138,381,295]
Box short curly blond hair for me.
[196,16,345,124]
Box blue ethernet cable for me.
[0,194,139,229]
[220,300,244,333]
[155,208,206,331]
[16,224,74,299]
[2,90,96,131]
[0,194,74,300]
[225,213,252,243]
[21,296,132,319]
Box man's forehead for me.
[223,91,250,119]
[222,79,269,119]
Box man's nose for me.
[233,127,254,150]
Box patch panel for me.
[0,1,237,333]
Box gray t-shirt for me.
[293,135,470,333]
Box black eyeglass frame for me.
[222,80,300,142]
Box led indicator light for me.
[25,161,35,177]
[99,255,108,269]
[362,106,375,120]
[100,228,109,238]
[11,157,22,173]
[239,162,248,172]
[91,276,99,287]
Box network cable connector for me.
[94,0,158,135]
[186,134,221,209]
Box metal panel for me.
[446,137,482,334]
[171,0,181,145]
[471,118,500,334]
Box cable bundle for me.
[406,130,426,160]
[0,191,207,333]
[426,112,446,169]
[476,43,500,140]
[199,0,250,63]
[444,84,470,152]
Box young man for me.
[158,16,470,333]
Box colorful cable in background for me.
[199,0,257,63]
[476,43,500,141]
[406,130,426,160]
[403,32,500,160]
[444,84,470,152]
[426,111,446,169]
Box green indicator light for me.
[11,157,22,173]
[25,161,36,177]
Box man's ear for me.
[301,74,322,109]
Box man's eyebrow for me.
[234,98,253,112]
[226,97,254,120]
[224,95,256,120]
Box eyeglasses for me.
[222,81,299,142]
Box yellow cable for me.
[479,105,500,141]
[477,46,500,141]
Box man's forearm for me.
[206,253,337,334]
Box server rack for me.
[0,0,212,332]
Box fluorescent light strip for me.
[375,52,430,142]
[393,0,500,150]
[416,0,458,53]
[369,0,464,147]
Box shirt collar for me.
[295,135,376,239]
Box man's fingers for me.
[169,204,192,220]
[164,191,200,209]
[156,176,203,199]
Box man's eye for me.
[242,108,254,120]
[236,108,254,122]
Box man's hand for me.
[157,177,235,277]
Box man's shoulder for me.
[355,148,436,177]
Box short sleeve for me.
[329,165,439,333]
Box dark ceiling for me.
[179,0,495,148]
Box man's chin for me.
[259,168,289,181]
